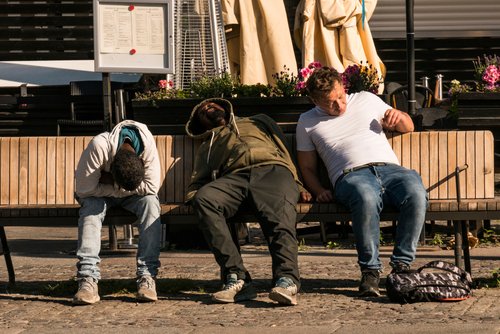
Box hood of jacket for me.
[185,98,236,139]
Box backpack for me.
[385,260,473,303]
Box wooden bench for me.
[0,130,498,285]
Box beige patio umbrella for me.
[221,0,298,85]
[294,0,385,93]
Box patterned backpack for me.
[385,260,473,303]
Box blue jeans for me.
[334,164,428,271]
[76,194,161,281]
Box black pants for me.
[192,165,300,287]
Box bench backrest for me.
[0,130,494,206]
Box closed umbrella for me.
[221,0,298,85]
[294,0,385,93]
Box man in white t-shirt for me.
[296,67,428,297]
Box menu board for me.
[94,0,174,73]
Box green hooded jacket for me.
[185,98,304,203]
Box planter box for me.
[457,92,500,127]
[130,96,314,134]
[456,92,500,171]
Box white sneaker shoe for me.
[212,273,257,303]
[269,277,298,306]
[73,277,100,305]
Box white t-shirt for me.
[296,91,400,186]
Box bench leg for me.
[319,222,327,244]
[108,225,118,251]
[461,220,471,274]
[453,220,464,270]
[0,226,15,285]
[453,220,472,274]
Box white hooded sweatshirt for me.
[75,120,161,199]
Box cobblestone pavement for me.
[0,226,499,334]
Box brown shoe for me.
[359,270,381,297]
[136,275,158,302]
[73,277,100,305]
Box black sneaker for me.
[390,262,411,274]
[359,270,381,297]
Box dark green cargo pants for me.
[191,165,300,288]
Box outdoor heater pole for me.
[406,0,416,116]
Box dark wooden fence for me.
[0,1,94,61]
[376,37,500,86]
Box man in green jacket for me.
[186,98,310,306]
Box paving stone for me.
[0,226,498,333]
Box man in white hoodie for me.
[73,120,162,305]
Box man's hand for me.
[299,191,313,203]
[99,171,114,185]
[381,108,414,133]
[316,189,333,203]
[381,108,403,130]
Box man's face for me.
[313,81,347,116]
[196,102,227,130]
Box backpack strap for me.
[418,261,472,283]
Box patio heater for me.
[173,0,230,90]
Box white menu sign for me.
[100,4,165,54]
[93,0,174,74]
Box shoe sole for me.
[136,294,158,302]
[269,289,297,306]
[358,288,381,297]
[72,295,100,305]
[211,286,258,303]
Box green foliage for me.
[271,65,301,97]
[379,232,386,246]
[429,233,444,246]
[480,229,499,245]
[134,87,189,102]
[233,83,272,97]
[190,71,235,99]
[298,238,308,252]
[133,65,308,102]
[326,240,339,249]
[447,79,472,114]
[474,268,500,289]
[342,62,380,94]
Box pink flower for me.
[158,79,174,89]
[483,65,499,89]
[295,81,306,91]
[158,80,167,89]
[308,61,322,69]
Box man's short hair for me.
[110,148,145,191]
[306,66,343,100]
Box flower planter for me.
[456,92,500,170]
[130,96,314,134]
[457,92,500,128]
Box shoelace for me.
[224,278,242,290]
[138,277,154,289]
[276,277,294,290]
[80,279,95,291]
[362,271,379,280]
